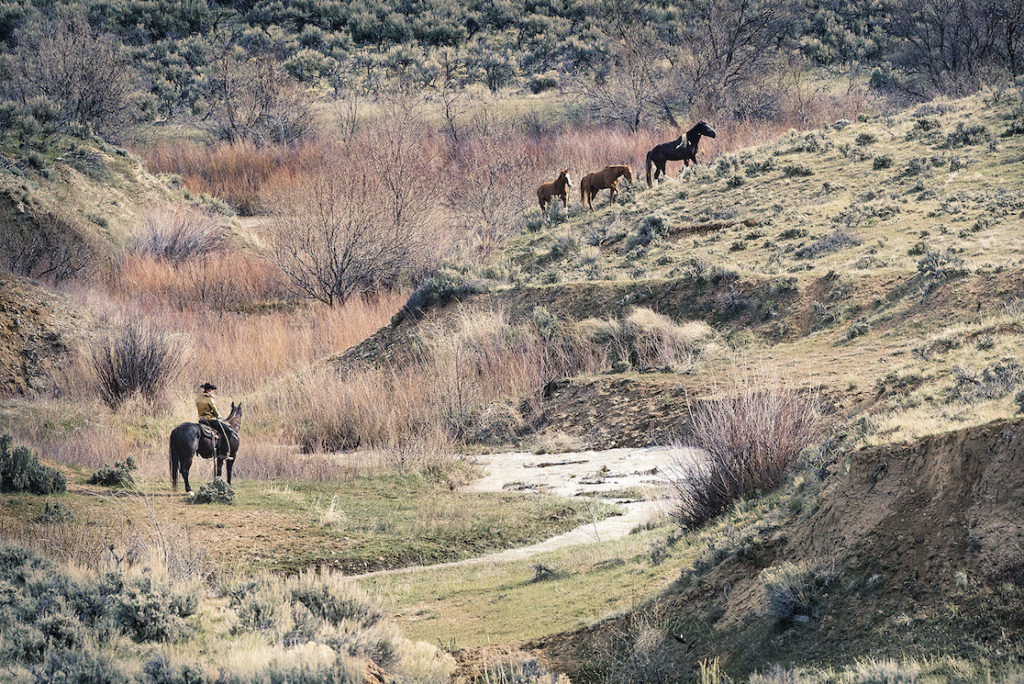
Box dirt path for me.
[356,446,690,579]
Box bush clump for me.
[761,561,836,625]
[782,164,814,178]
[91,320,186,408]
[36,501,73,524]
[190,477,235,504]
[393,268,485,323]
[87,456,137,488]
[669,375,822,529]
[872,154,893,170]
[0,435,66,495]
[625,215,669,250]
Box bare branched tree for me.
[206,47,318,144]
[6,9,138,137]
[0,204,96,284]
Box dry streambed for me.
[359,445,687,577]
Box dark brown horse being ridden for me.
[580,165,633,211]
[645,121,717,187]
[537,169,572,210]
[169,402,242,495]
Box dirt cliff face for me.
[795,418,1024,581]
[0,271,92,395]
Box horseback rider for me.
[196,382,234,460]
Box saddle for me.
[198,423,218,441]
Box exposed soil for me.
[533,417,1024,679]
[0,271,93,395]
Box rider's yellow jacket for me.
[196,392,221,421]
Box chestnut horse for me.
[169,402,242,495]
[580,165,633,211]
[645,121,717,186]
[537,169,572,210]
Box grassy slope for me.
[334,90,1024,677]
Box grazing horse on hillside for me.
[169,402,242,495]
[580,165,633,211]
[645,121,717,187]
[537,169,572,210]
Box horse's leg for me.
[226,458,233,485]
[561,192,567,209]
[182,458,193,495]
[215,457,222,478]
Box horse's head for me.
[622,165,634,182]
[561,169,572,187]
[696,121,717,138]
[227,402,243,429]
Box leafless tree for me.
[7,9,138,137]
[206,47,318,144]
[266,127,442,305]
[0,205,96,284]
[888,0,1022,94]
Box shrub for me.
[943,123,990,148]
[872,154,893,170]
[845,318,869,340]
[190,477,234,504]
[37,501,74,524]
[949,358,1023,404]
[625,215,669,250]
[782,164,813,178]
[91,319,186,408]
[794,229,861,259]
[393,268,485,322]
[726,174,745,188]
[761,561,836,626]
[87,456,137,488]
[0,434,66,495]
[916,249,965,280]
[854,132,877,145]
[131,207,222,263]
[669,374,823,529]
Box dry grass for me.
[273,307,607,457]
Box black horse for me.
[645,121,717,187]
[169,402,242,495]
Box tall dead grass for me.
[272,307,607,460]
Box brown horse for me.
[580,165,633,211]
[537,169,572,210]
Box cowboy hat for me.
[200,382,217,391]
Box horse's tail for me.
[580,177,586,204]
[169,437,177,491]
[645,153,653,187]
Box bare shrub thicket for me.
[279,307,605,458]
[5,10,139,137]
[206,50,318,145]
[90,319,187,408]
[670,370,823,528]
[0,208,96,284]
[266,115,446,305]
[130,206,222,263]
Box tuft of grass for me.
[761,560,837,626]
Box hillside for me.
[0,271,93,395]
[328,89,1024,680]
